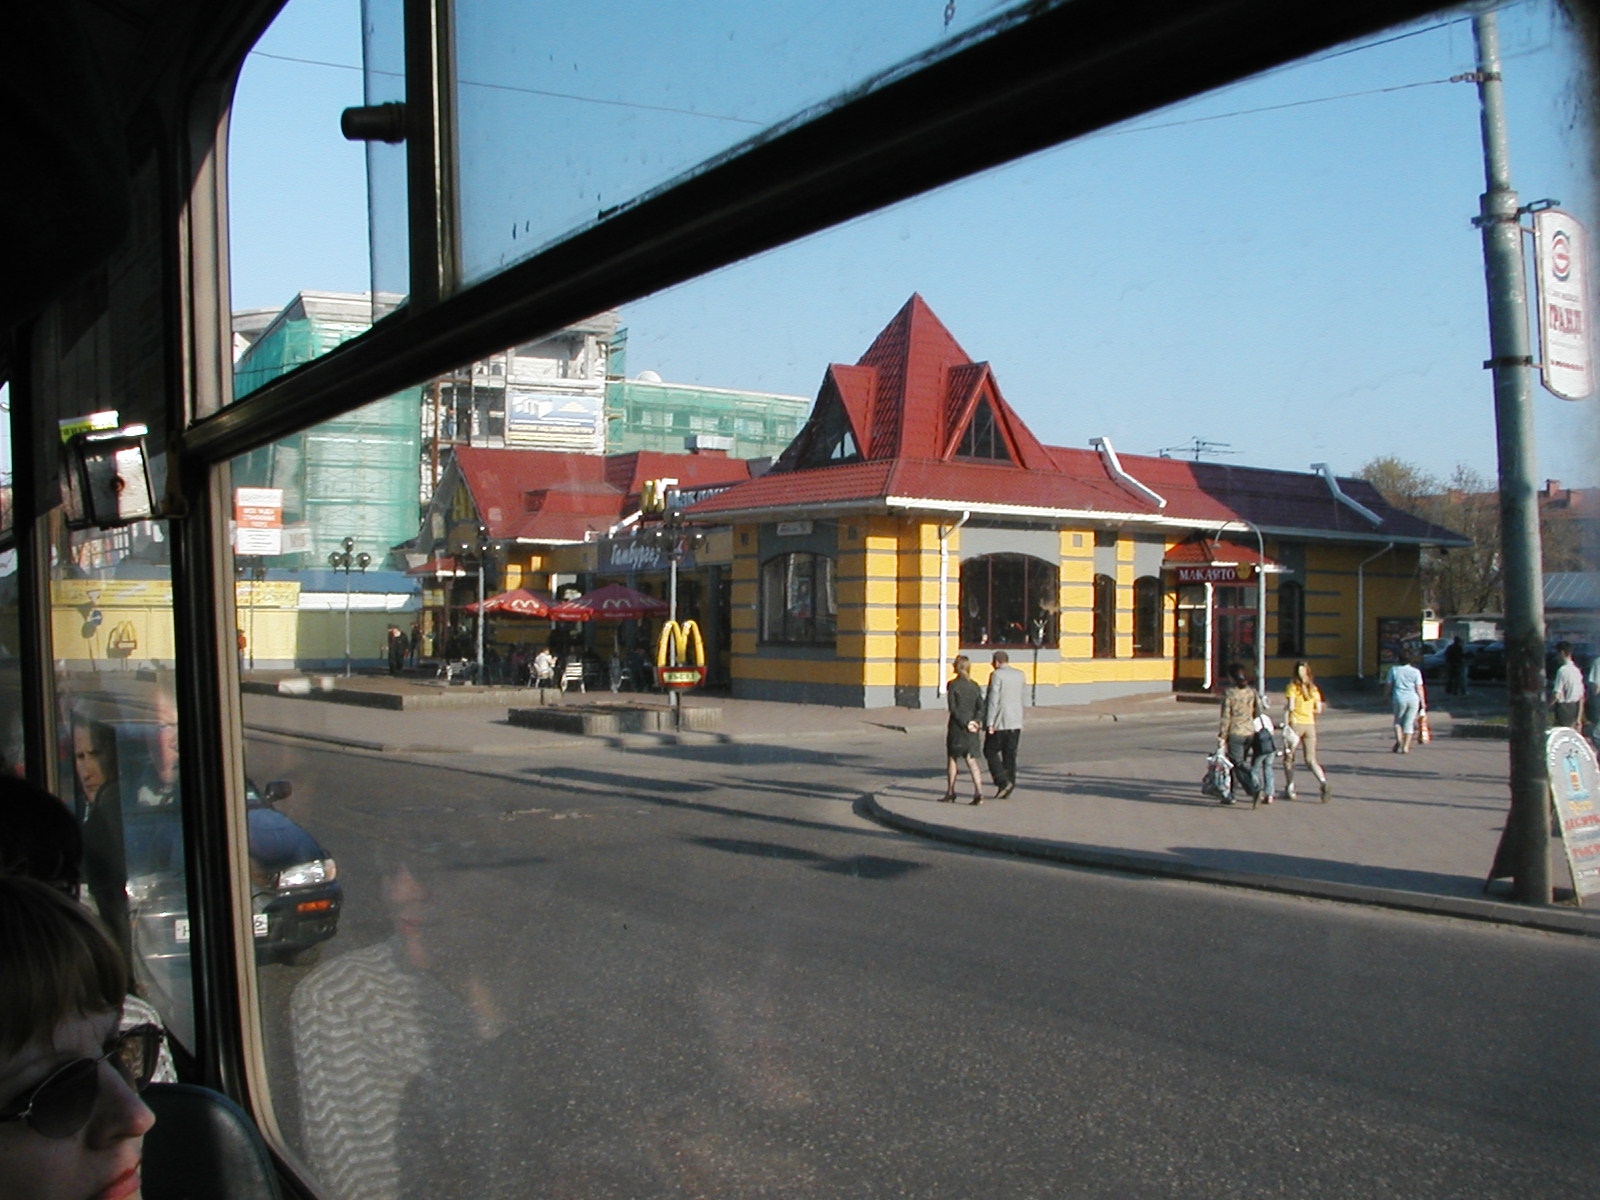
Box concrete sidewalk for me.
[868,718,1598,939]
[239,673,1596,937]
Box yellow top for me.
[1284,681,1322,726]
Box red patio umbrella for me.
[548,583,669,621]
[464,587,554,616]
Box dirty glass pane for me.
[452,0,1007,285]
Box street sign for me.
[1533,209,1592,400]
[234,486,284,556]
[1546,727,1600,903]
[655,619,707,690]
[1173,563,1255,585]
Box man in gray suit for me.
[983,650,1026,800]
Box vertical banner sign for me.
[234,487,284,556]
[1546,727,1600,903]
[1534,209,1592,400]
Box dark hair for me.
[1556,640,1572,657]
[1227,662,1250,687]
[0,775,82,890]
[0,874,127,1058]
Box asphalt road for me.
[245,719,1599,1200]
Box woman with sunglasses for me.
[0,873,158,1200]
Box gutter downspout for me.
[1356,542,1395,681]
[937,511,971,697]
[1311,462,1384,526]
[1092,437,1167,508]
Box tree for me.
[1357,457,1500,616]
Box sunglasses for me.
[0,1024,162,1139]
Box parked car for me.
[1468,641,1506,681]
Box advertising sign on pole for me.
[1546,727,1600,903]
[234,487,284,556]
[1533,209,1592,400]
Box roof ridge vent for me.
[1090,437,1166,508]
[1310,463,1383,525]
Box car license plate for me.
[177,916,267,940]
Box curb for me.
[863,792,1598,939]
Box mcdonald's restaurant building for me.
[651,296,1468,708]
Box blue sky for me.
[228,0,1599,489]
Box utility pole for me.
[1473,11,1549,904]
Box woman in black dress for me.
[943,655,986,804]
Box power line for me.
[248,50,764,126]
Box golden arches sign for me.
[654,619,707,690]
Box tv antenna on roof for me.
[1156,437,1236,461]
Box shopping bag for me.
[1417,711,1432,744]
[1201,750,1233,799]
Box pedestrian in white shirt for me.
[1550,641,1585,730]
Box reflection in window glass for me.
[227,6,1598,1196]
[50,513,193,1044]
[0,381,18,775]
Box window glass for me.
[1133,575,1163,658]
[223,6,1599,1197]
[452,0,1002,286]
[961,554,1059,649]
[1278,579,1306,657]
[229,0,378,397]
[0,381,18,775]
[760,552,836,644]
[1092,573,1117,658]
[50,513,193,1044]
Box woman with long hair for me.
[943,655,986,805]
[1216,662,1262,804]
[1283,660,1331,802]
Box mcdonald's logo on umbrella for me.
[655,619,706,690]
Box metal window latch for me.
[341,103,407,143]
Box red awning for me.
[1162,536,1282,583]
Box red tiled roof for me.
[687,297,1467,547]
[451,446,752,543]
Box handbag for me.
[1250,713,1277,757]
[1281,723,1302,754]
[1201,750,1233,799]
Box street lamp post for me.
[457,527,491,683]
[327,537,371,677]
[1216,518,1267,692]
[643,500,704,728]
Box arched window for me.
[1133,575,1162,657]
[960,554,1058,648]
[1277,579,1305,657]
[1092,574,1117,658]
[760,552,836,644]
